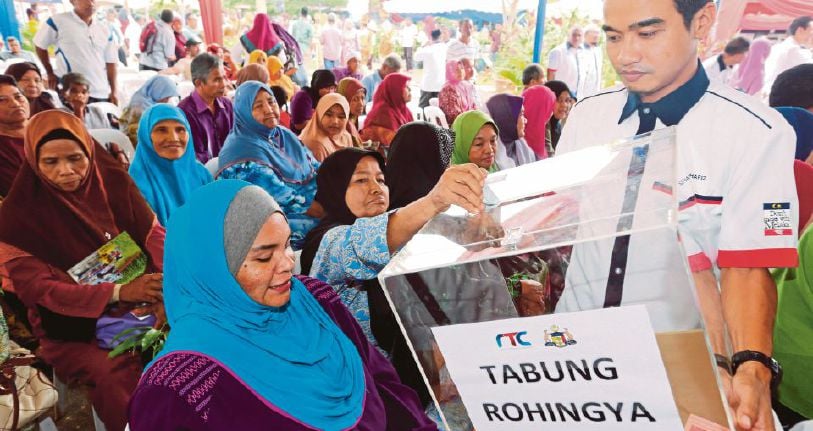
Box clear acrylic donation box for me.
[378,128,732,430]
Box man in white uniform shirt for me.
[764,16,813,98]
[446,19,479,63]
[34,0,119,104]
[581,25,603,97]
[547,27,588,98]
[702,36,750,86]
[555,1,798,430]
[415,29,447,108]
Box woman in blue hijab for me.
[129,104,212,226]
[121,75,180,144]
[218,81,322,250]
[128,180,435,431]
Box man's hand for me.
[120,273,163,304]
[729,363,774,431]
[108,93,118,106]
[47,73,59,90]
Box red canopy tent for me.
[199,0,224,45]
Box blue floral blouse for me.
[219,160,319,250]
[309,211,392,346]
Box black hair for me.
[3,62,41,81]
[160,9,174,24]
[270,85,288,107]
[431,29,441,41]
[789,16,813,36]
[769,64,813,110]
[522,64,544,86]
[61,72,90,90]
[724,36,750,55]
[673,0,713,29]
[0,74,18,88]
[300,7,308,17]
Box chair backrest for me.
[177,81,195,99]
[88,128,135,161]
[423,106,448,128]
[88,102,123,119]
[429,97,439,107]
[204,157,219,177]
[409,104,424,122]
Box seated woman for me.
[337,77,365,145]
[129,104,212,226]
[299,93,355,161]
[332,51,363,81]
[0,110,165,431]
[128,180,436,431]
[543,80,575,155]
[486,93,536,169]
[235,63,270,86]
[60,73,115,130]
[0,75,28,197]
[120,75,180,145]
[302,148,485,348]
[451,110,499,172]
[438,60,477,126]
[218,81,322,250]
[266,55,299,100]
[360,73,413,147]
[522,85,556,159]
[4,62,59,116]
[289,70,337,134]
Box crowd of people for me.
[0,0,812,430]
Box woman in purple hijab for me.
[733,37,772,96]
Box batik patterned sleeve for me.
[309,211,392,283]
[218,161,308,214]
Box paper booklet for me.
[68,232,147,286]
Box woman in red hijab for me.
[360,73,413,147]
[522,85,556,159]
[0,110,165,431]
[235,13,283,66]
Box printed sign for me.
[431,305,683,430]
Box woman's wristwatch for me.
[731,350,782,392]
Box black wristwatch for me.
[731,350,782,392]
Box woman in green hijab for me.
[451,110,499,173]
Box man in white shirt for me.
[581,25,603,97]
[764,16,813,98]
[34,0,119,104]
[556,1,797,430]
[415,29,447,107]
[447,19,479,63]
[547,27,588,98]
[139,10,177,72]
[702,36,750,87]
[399,19,418,71]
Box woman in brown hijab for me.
[0,111,165,431]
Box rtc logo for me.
[495,331,532,348]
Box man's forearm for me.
[36,47,53,74]
[720,267,776,354]
[106,62,117,93]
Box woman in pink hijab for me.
[438,60,477,125]
[522,85,556,159]
[733,37,772,96]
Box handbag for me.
[0,342,58,430]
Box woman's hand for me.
[120,273,163,304]
[426,164,487,215]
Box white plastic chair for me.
[205,157,219,177]
[88,102,122,119]
[177,81,195,99]
[423,106,448,128]
[365,101,373,114]
[89,128,135,161]
[429,97,439,107]
[408,104,424,122]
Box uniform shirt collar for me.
[619,60,709,127]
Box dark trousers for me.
[403,47,414,70]
[419,91,438,108]
[138,64,161,72]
